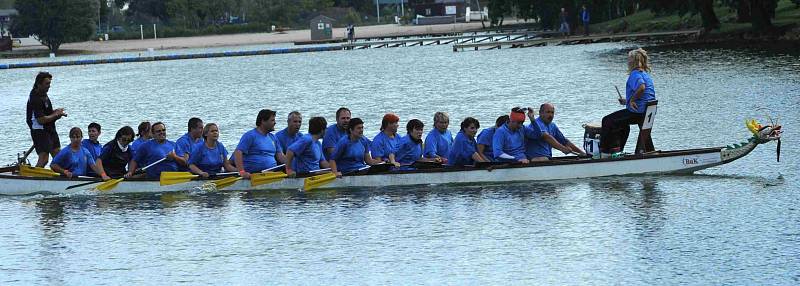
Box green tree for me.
[11,0,98,53]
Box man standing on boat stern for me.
[235,109,287,179]
[524,104,586,161]
[423,112,453,164]
[492,108,529,164]
[26,72,67,167]
[275,111,303,152]
[176,117,204,171]
[322,107,351,160]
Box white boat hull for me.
[0,145,744,196]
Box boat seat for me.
[635,100,657,154]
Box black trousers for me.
[600,109,644,153]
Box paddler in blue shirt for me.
[51,127,109,180]
[285,117,330,177]
[524,104,586,161]
[423,112,453,164]
[188,123,236,178]
[477,115,509,161]
[492,108,529,163]
[126,122,184,179]
[275,111,303,152]
[131,121,152,157]
[81,122,103,176]
[322,107,351,160]
[370,113,401,167]
[395,119,440,170]
[234,109,287,179]
[329,118,382,177]
[175,117,204,171]
[448,117,490,166]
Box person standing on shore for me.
[559,7,570,36]
[581,5,590,36]
[26,71,67,167]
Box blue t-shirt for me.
[235,128,283,173]
[287,134,324,174]
[130,137,149,158]
[331,135,370,173]
[188,141,229,174]
[447,131,479,166]
[133,139,179,179]
[492,124,526,161]
[626,69,656,114]
[395,135,423,165]
[175,132,203,171]
[275,128,303,153]
[524,117,568,159]
[81,139,102,176]
[370,132,400,161]
[51,146,95,176]
[322,124,347,160]
[423,128,453,159]
[476,127,497,161]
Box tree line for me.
[10,0,798,53]
[489,0,787,32]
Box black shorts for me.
[31,129,60,154]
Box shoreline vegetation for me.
[2,0,798,58]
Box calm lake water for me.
[1,41,798,284]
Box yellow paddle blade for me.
[95,178,124,192]
[303,172,337,191]
[250,171,287,187]
[160,172,198,186]
[19,165,60,177]
[212,176,242,189]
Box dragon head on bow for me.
[746,118,783,162]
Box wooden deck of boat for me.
[452,30,702,51]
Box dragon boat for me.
[0,120,782,196]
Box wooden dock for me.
[341,31,560,50]
[452,30,702,52]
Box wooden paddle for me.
[94,157,167,192]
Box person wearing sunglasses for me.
[126,122,183,179]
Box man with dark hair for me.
[275,111,303,152]
[234,109,287,178]
[26,71,67,167]
[82,122,103,176]
[176,117,204,171]
[126,122,183,179]
[322,107,351,160]
[285,116,330,177]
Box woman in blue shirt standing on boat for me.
[600,48,656,157]
[188,123,236,178]
[329,118,381,177]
